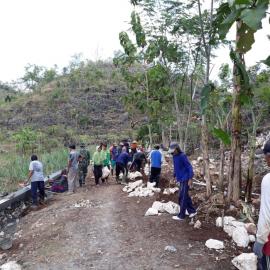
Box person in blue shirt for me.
[149,145,162,187]
[168,142,197,221]
[116,148,129,184]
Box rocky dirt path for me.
[2,182,234,270]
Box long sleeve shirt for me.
[173,152,193,182]
[101,149,111,166]
[92,151,103,166]
[257,173,270,246]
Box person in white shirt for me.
[254,140,270,269]
[25,155,45,208]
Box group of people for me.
[24,139,270,269]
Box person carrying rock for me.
[149,145,162,187]
[116,148,129,184]
[254,140,270,269]
[79,143,90,185]
[101,143,111,183]
[25,154,45,209]
[67,144,79,193]
[92,145,103,186]
[168,142,197,221]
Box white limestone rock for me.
[232,227,250,247]
[145,208,159,216]
[231,253,257,270]
[0,261,22,270]
[205,239,224,250]
[163,201,180,215]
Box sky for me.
[0,0,269,82]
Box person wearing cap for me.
[149,145,162,187]
[254,140,270,269]
[92,145,103,186]
[168,142,196,221]
[67,144,79,193]
[79,143,90,185]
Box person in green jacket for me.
[92,145,103,186]
[101,143,111,183]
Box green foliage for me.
[13,128,38,154]
[212,128,231,146]
[262,56,270,67]
[214,0,269,53]
[0,148,68,192]
[200,83,215,114]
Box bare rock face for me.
[231,253,257,270]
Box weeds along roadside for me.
[0,148,68,193]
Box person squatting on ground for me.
[110,143,118,176]
[25,155,45,209]
[149,145,162,187]
[168,142,197,221]
[101,143,111,183]
[254,140,270,270]
[92,145,103,185]
[67,144,79,193]
[79,143,90,185]
[116,148,129,184]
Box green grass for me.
[0,148,68,193]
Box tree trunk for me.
[245,110,259,202]
[218,141,225,190]
[161,123,168,147]
[148,124,153,148]
[173,87,182,147]
[228,20,244,202]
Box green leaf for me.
[219,8,242,39]
[262,56,270,67]
[230,49,250,89]
[201,83,215,114]
[234,0,252,4]
[212,128,231,145]
[240,0,268,30]
[237,22,255,53]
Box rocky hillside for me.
[0,62,131,144]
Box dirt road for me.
[2,183,234,270]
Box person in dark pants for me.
[130,151,147,172]
[25,155,45,209]
[168,142,197,221]
[92,146,103,186]
[254,140,270,270]
[149,145,162,187]
[116,149,129,184]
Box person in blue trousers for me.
[168,142,197,221]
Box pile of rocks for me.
[216,216,256,248]
[145,201,180,216]
[123,181,161,198]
